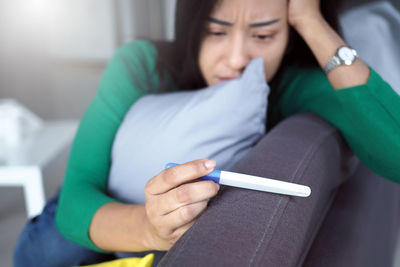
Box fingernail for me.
[204,159,216,169]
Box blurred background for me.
[0,0,176,120]
[1,0,399,120]
[0,0,399,266]
[0,1,177,266]
[1,0,400,120]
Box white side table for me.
[0,121,78,218]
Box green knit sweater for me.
[55,40,400,252]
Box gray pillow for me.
[108,58,269,204]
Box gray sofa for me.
[158,112,400,267]
[157,2,400,266]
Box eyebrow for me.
[207,17,280,28]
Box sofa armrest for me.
[158,113,359,267]
[303,158,400,267]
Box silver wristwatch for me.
[323,45,358,74]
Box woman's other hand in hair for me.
[143,159,220,251]
[288,0,323,30]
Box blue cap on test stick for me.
[165,163,221,184]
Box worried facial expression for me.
[199,0,289,86]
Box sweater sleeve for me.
[55,40,159,251]
[279,67,400,183]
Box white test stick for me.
[166,163,311,197]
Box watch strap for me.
[323,46,358,74]
[323,55,341,74]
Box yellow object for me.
[79,253,154,267]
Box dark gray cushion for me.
[303,163,400,267]
[158,113,358,267]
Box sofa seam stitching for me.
[247,126,339,267]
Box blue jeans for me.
[13,193,115,267]
[13,193,166,267]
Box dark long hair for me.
[152,0,343,127]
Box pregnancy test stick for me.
[165,163,311,197]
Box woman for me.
[14,0,400,266]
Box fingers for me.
[145,159,216,195]
[155,221,196,250]
[157,180,220,216]
[144,200,210,250]
[143,159,218,249]
[168,220,195,245]
[160,200,209,231]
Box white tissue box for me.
[0,99,43,147]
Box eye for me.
[208,31,226,36]
[254,34,273,40]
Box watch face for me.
[338,47,356,65]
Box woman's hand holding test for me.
[89,159,219,252]
[143,159,220,250]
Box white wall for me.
[0,0,117,119]
[48,0,117,61]
[0,0,173,120]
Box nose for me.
[225,34,250,73]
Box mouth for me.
[218,76,240,81]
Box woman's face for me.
[199,0,289,86]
